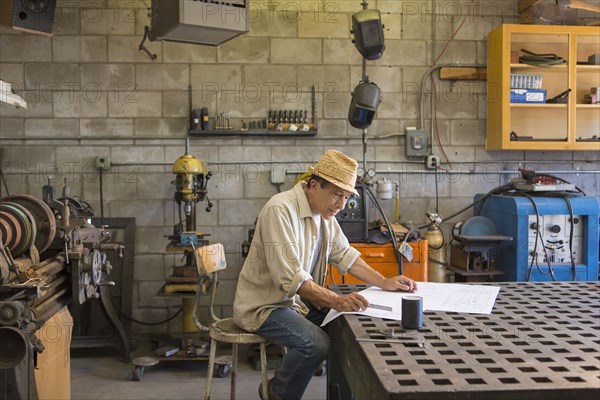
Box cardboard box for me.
[511,51,520,64]
[34,307,73,400]
[510,89,546,104]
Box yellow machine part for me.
[172,154,204,175]
[423,226,447,282]
[162,284,199,333]
[182,298,197,333]
[294,171,311,185]
[163,283,197,294]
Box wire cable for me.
[433,0,477,65]
[512,192,557,281]
[519,49,566,67]
[430,74,452,167]
[111,299,183,326]
[193,274,210,333]
[526,210,540,282]
[428,0,477,166]
[107,244,184,326]
[434,166,439,214]
[364,183,403,276]
[536,226,557,281]
[99,167,104,226]
[561,195,577,281]
[418,182,514,230]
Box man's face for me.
[309,180,353,220]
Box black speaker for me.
[10,0,56,35]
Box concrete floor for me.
[71,342,327,400]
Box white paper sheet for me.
[321,282,500,327]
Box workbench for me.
[327,281,600,400]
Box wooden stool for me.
[204,318,268,400]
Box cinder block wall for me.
[1,0,598,336]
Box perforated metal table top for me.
[327,282,600,400]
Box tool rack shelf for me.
[187,129,317,138]
[487,24,600,151]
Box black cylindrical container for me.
[401,296,423,330]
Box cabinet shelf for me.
[510,63,568,70]
[577,65,600,71]
[487,24,600,151]
[510,103,567,109]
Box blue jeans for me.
[257,304,330,400]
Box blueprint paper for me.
[321,282,500,327]
[415,282,500,314]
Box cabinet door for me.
[575,33,600,143]
[508,31,570,142]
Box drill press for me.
[163,140,212,332]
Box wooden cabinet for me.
[325,241,428,286]
[486,24,600,151]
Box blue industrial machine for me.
[476,194,599,282]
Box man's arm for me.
[297,279,369,312]
[348,257,417,292]
[297,257,416,312]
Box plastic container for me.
[510,73,543,89]
[510,89,546,104]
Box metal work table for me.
[327,282,600,400]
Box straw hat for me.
[309,150,359,196]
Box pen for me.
[367,303,393,312]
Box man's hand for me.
[332,292,370,312]
[379,275,417,293]
[298,279,371,312]
[347,258,418,293]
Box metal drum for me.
[3,195,57,253]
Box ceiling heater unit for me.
[150,0,248,46]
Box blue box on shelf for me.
[510,89,546,104]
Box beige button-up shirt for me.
[233,182,360,332]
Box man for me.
[233,150,416,400]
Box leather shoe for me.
[258,378,276,400]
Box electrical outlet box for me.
[95,156,111,171]
[406,129,429,157]
[426,155,440,170]
[271,165,286,184]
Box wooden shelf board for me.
[504,141,572,150]
[576,65,600,70]
[510,103,567,108]
[439,67,487,80]
[510,63,567,70]
[576,104,600,109]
